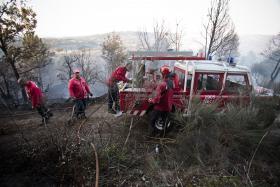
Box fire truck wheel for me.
[154,116,173,132]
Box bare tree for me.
[57,51,78,83]
[102,32,127,74]
[75,49,101,85]
[138,20,170,51]
[251,62,269,86]
[168,21,184,51]
[58,49,102,86]
[203,0,239,59]
[215,31,239,58]
[262,33,280,85]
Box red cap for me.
[73,69,80,73]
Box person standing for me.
[68,69,93,119]
[107,62,132,114]
[18,78,53,125]
[148,66,174,136]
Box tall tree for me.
[203,0,239,59]
[262,33,280,86]
[168,21,184,51]
[102,33,127,74]
[0,0,37,101]
[18,33,52,90]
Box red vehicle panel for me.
[119,53,253,116]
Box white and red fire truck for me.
[119,52,253,131]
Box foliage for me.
[0,0,51,101]
[19,33,53,88]
[174,100,279,186]
[101,32,127,74]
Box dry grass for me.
[0,97,280,186]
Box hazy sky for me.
[28,0,280,38]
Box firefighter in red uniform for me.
[68,69,93,118]
[148,66,174,136]
[18,78,53,124]
[107,62,132,114]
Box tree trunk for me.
[9,58,27,102]
[2,73,11,97]
[269,59,280,88]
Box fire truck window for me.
[198,74,221,90]
[174,70,192,90]
[178,72,185,89]
[225,74,247,92]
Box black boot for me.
[108,108,116,114]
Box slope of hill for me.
[44,32,272,61]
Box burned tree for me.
[203,0,239,59]
[262,33,280,86]
[58,49,101,86]
[57,51,78,83]
[75,49,101,85]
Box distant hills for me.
[43,32,140,51]
[43,31,273,64]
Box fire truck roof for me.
[129,51,205,61]
[174,60,250,74]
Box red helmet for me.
[160,65,171,76]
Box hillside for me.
[44,32,272,60]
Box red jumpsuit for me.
[25,81,52,121]
[68,77,91,99]
[25,81,43,108]
[149,76,174,135]
[107,66,129,111]
[107,66,129,86]
[68,76,91,117]
[150,80,174,112]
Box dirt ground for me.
[0,99,148,186]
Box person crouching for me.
[148,66,174,137]
[18,78,53,125]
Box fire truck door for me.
[221,74,251,106]
[195,73,223,105]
